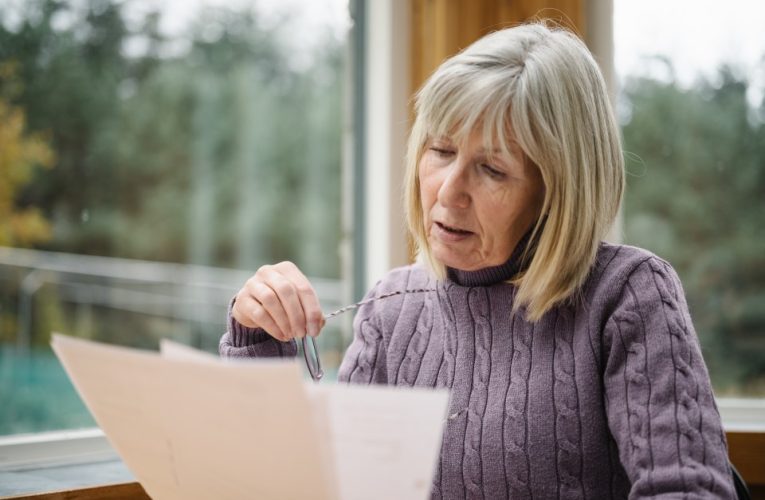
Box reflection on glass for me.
[0,0,350,435]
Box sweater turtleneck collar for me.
[445,227,536,287]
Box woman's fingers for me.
[231,288,258,328]
[231,292,288,341]
[275,261,325,337]
[232,261,323,341]
[250,279,296,339]
[255,265,307,339]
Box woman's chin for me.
[431,245,477,271]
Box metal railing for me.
[0,246,345,351]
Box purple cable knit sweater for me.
[219,242,735,499]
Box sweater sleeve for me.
[218,296,297,359]
[602,258,735,499]
[337,284,389,385]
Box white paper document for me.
[51,334,449,500]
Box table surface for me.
[0,459,133,498]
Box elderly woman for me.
[220,23,735,499]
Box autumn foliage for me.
[0,63,55,247]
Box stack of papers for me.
[51,334,449,500]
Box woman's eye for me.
[430,147,454,158]
[482,164,506,179]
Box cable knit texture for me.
[219,242,735,499]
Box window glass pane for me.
[0,0,350,436]
[616,0,765,396]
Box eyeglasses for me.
[300,287,437,382]
[301,336,323,382]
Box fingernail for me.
[308,324,319,337]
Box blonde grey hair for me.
[405,22,624,321]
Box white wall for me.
[363,0,411,290]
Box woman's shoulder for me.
[592,241,674,279]
[584,241,682,305]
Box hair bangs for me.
[417,69,517,154]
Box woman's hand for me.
[231,261,325,342]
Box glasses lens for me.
[301,336,323,381]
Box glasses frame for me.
[301,336,323,381]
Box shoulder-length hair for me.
[405,22,624,321]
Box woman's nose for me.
[437,160,471,209]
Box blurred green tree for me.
[621,65,765,394]
[0,0,343,277]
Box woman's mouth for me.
[434,221,474,241]
[436,222,472,234]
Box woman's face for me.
[419,127,545,271]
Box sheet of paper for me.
[52,334,337,500]
[53,335,448,500]
[307,383,449,500]
[159,338,218,362]
[162,341,448,499]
